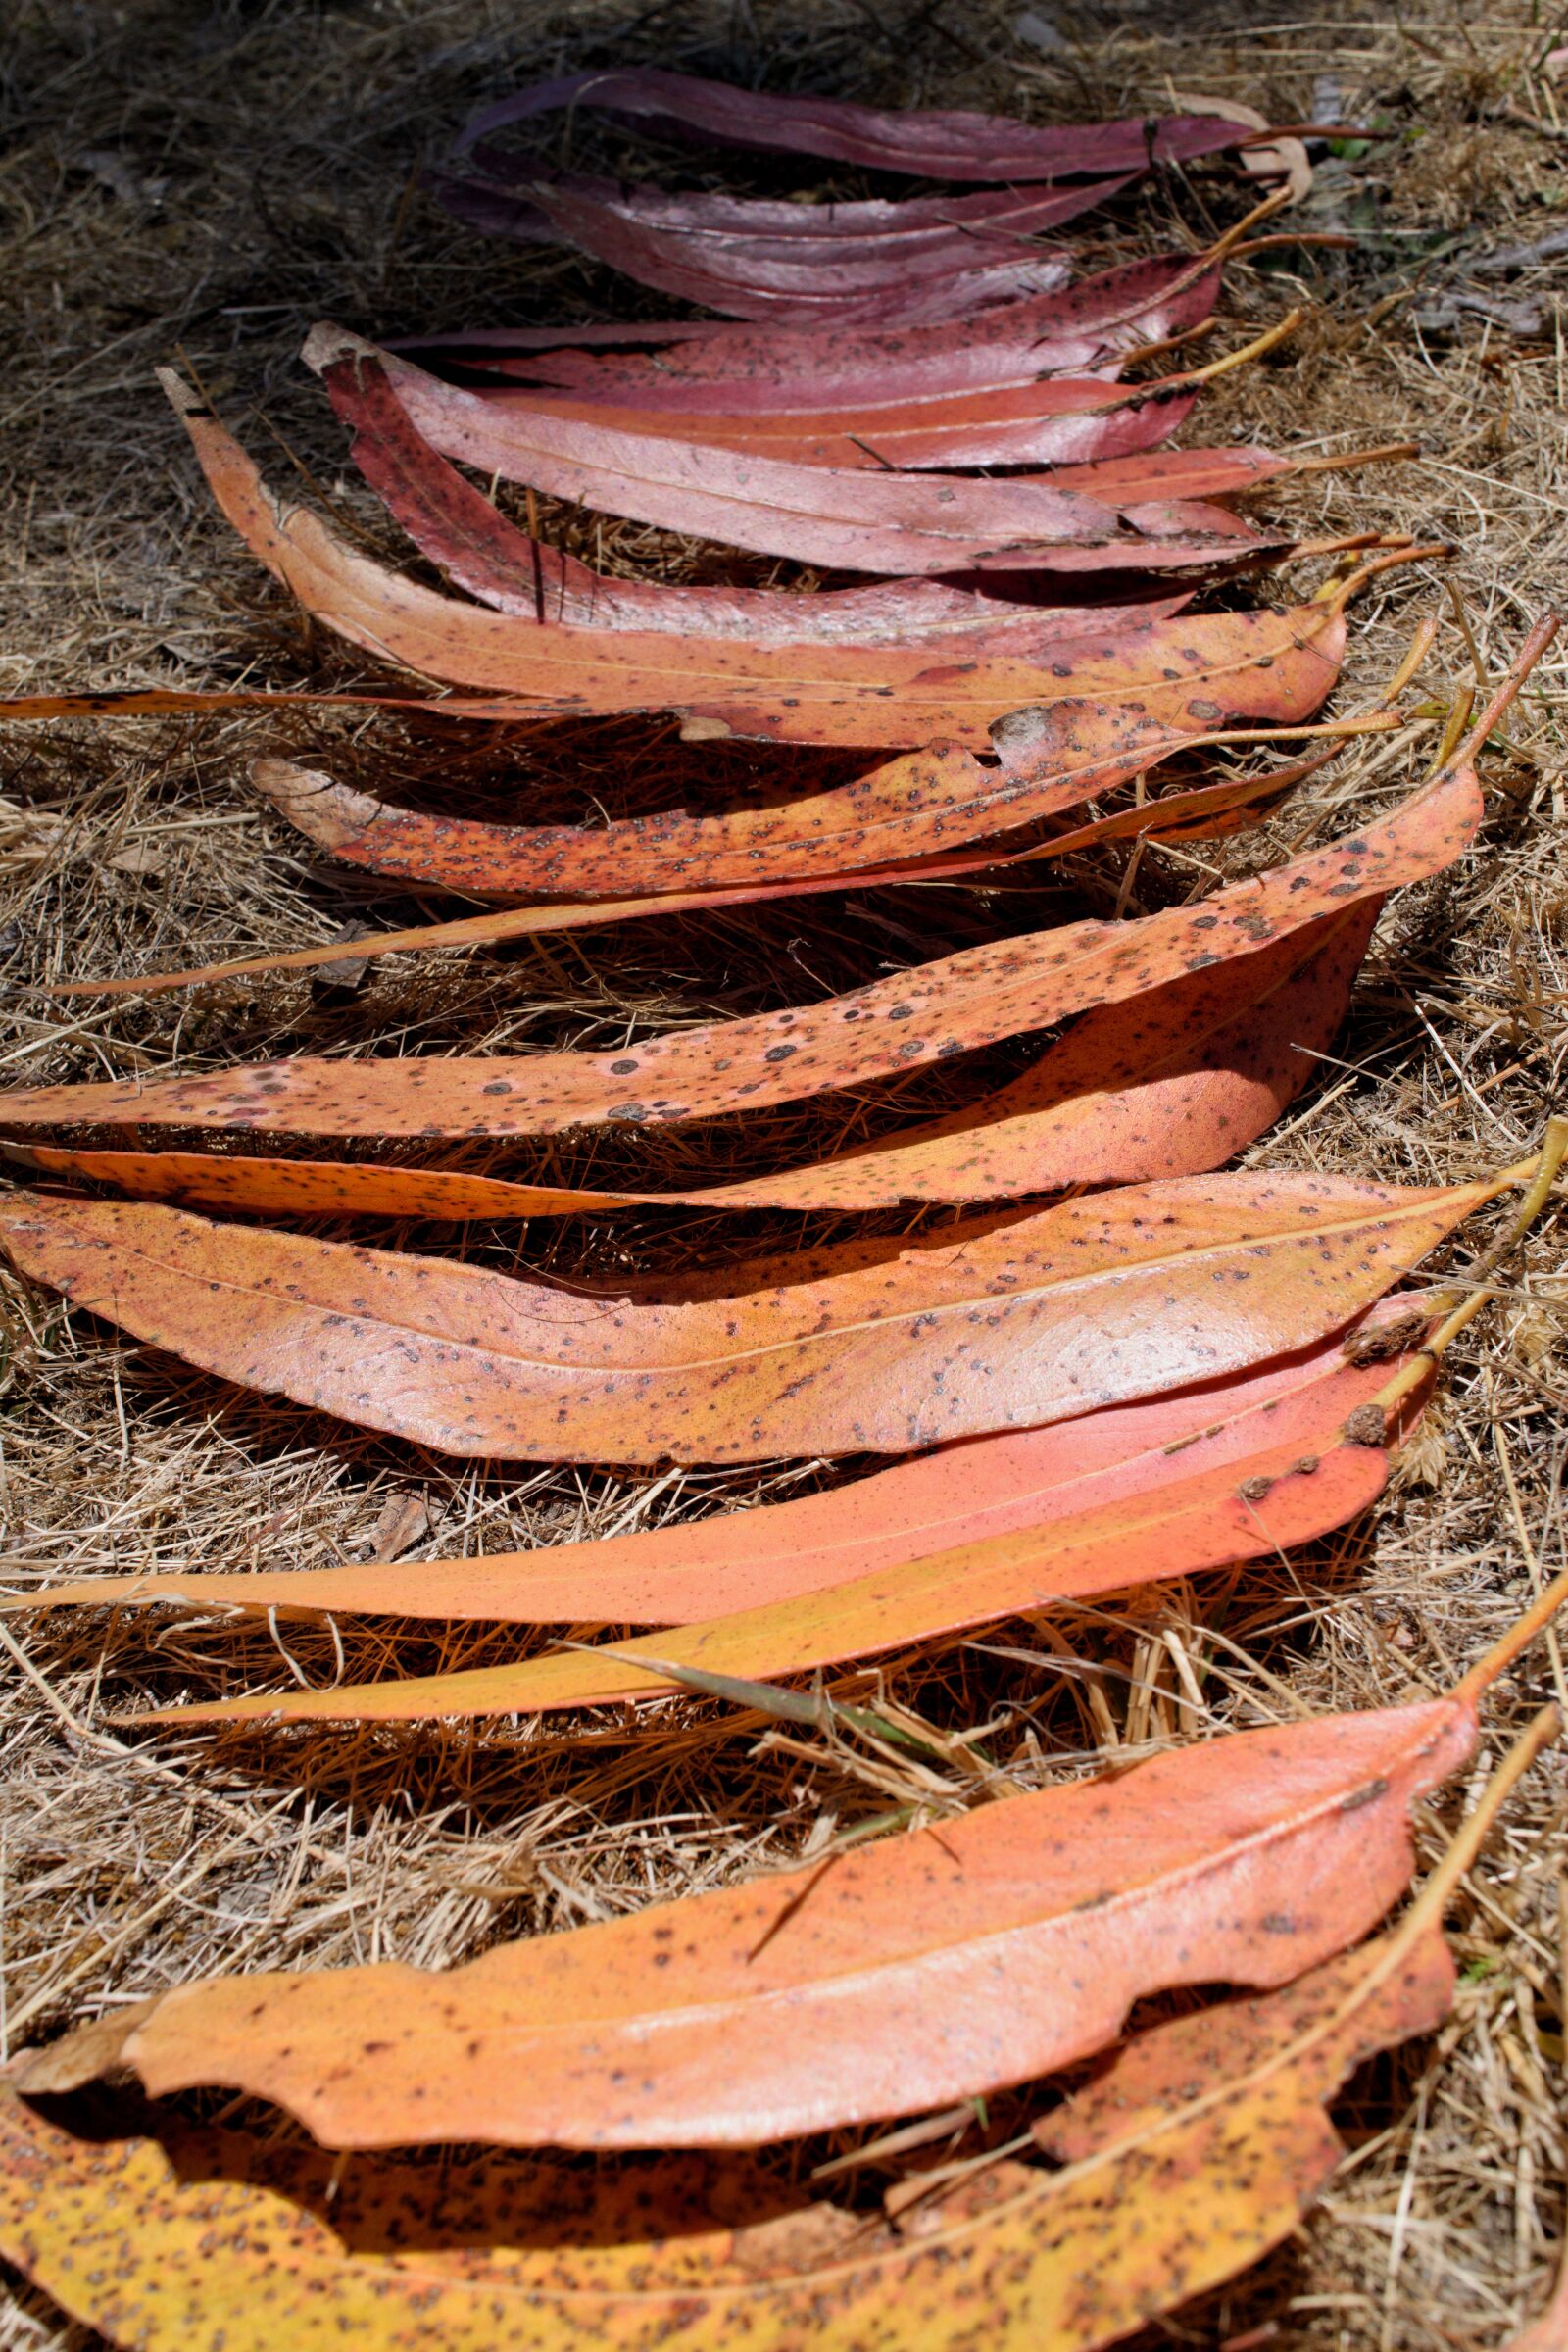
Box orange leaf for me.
[122,1321,1445,1727]
[17,1693,1475,2149]
[11,903,1378,1215]
[8,1714,1551,2349]
[39,744,1335,1001]
[0,1165,1500,1468]
[0,682,1502,1147]
[0,1936,1453,2351]
[243,656,1339,893]
[0,1298,1423,1625]
[161,366,1317,749]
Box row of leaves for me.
[1,65,1564,2352]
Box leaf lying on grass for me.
[147,1121,1564,1726]
[331,321,1310,570]
[338,349,1409,623]
[329,350,1200,641]
[421,234,1233,409]
[0,1296,1426,1624]
[2,627,1519,1142]
[454,167,1116,260]
[452,65,1254,182]
[0,1712,1554,2351]
[456,361,1203,473]
[244,686,1360,898]
[165,363,1347,743]
[468,380,1412,480]
[32,724,1373,1001]
[13,1693,1480,2148]
[0,1162,1509,1468]
[431,168,1100,327]
[435,170,1078,327]
[16,900,1379,1215]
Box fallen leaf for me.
[3,1716,1554,2350]
[141,368,1338,751]
[363,1490,434,1563]
[0,1298,1426,1625]
[27,736,1349,1001]
[0,694,1492,1143]
[162,369,1326,753]
[452,66,1253,182]
[243,651,1335,894]
[421,238,1226,410]
[104,840,168,878]
[319,333,1276,576]
[434,167,1092,325]
[1172,93,1312,203]
[335,348,1394,602]
[328,352,1198,639]
[12,900,1379,1215]
[16,1692,1475,2148]
[0,1163,1507,1471]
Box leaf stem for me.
[1368,1112,1568,1427]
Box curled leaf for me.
[318,333,1269,576]
[418,241,1226,411]
[435,165,1083,326]
[244,645,1337,894]
[14,902,1378,1215]
[5,1719,1549,2349]
[452,67,1253,182]
[0,726,1482,1144]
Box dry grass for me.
[1,1,1567,2344]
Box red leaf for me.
[433,168,1085,324]
[405,243,1224,410]
[454,67,1252,182]
[320,335,1257,575]
[336,337,1198,639]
